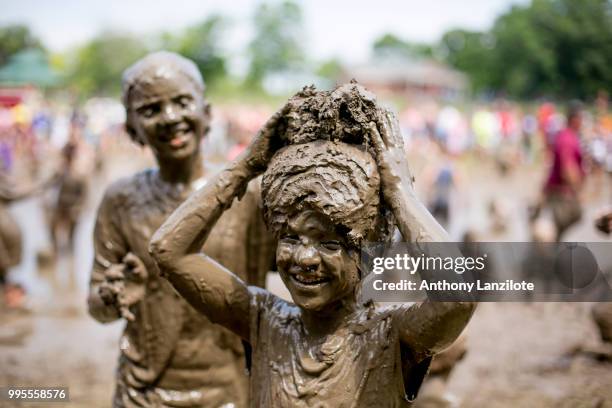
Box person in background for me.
[542,101,585,241]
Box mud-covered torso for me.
[248,290,414,408]
[96,169,267,407]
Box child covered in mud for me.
[87,52,275,408]
[150,84,475,407]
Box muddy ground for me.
[1,148,610,407]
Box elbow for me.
[452,301,477,324]
[148,230,175,272]
[432,301,476,354]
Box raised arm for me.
[149,109,285,341]
[368,110,476,358]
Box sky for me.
[1,0,530,64]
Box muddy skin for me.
[87,52,275,408]
[50,134,88,254]
[150,84,475,407]
[0,172,55,283]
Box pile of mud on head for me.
[261,82,396,247]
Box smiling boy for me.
[87,52,275,408]
[150,85,475,407]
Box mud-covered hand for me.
[368,109,416,210]
[98,252,148,321]
[368,109,449,242]
[240,105,289,175]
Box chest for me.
[252,311,403,407]
[118,191,253,279]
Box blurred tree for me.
[439,29,496,92]
[174,15,228,85]
[316,58,343,80]
[440,0,612,99]
[372,33,433,58]
[0,25,44,66]
[68,32,148,97]
[246,0,305,88]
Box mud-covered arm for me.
[369,111,476,358]
[149,160,255,340]
[393,301,474,362]
[368,112,447,243]
[0,171,58,203]
[0,180,38,202]
[245,179,277,287]
[87,191,127,323]
[149,109,284,340]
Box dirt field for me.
[1,151,610,407]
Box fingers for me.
[123,252,145,269]
[104,264,125,280]
[376,108,394,149]
[386,109,404,148]
[261,103,289,135]
[118,304,135,321]
[98,283,119,305]
[367,122,386,158]
[376,108,404,150]
[123,253,147,280]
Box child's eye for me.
[137,104,160,118]
[280,235,300,245]
[174,95,193,108]
[321,241,342,251]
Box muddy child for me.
[87,52,275,408]
[150,85,475,407]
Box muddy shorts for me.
[546,192,582,236]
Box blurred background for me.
[0,0,611,407]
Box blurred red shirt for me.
[545,128,584,194]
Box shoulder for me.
[99,169,156,208]
[249,286,299,321]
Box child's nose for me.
[160,104,179,124]
[294,245,321,270]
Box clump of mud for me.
[279,81,381,149]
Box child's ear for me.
[202,102,212,134]
[125,120,145,146]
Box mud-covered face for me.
[276,210,360,311]
[127,71,209,161]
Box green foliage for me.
[373,33,433,58]
[172,15,228,85]
[439,29,496,92]
[440,0,612,99]
[68,32,148,97]
[316,58,343,80]
[0,25,44,66]
[246,0,305,88]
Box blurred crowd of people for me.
[395,92,611,241]
[0,86,611,309]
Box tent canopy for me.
[0,48,61,87]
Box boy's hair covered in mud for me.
[261,82,397,248]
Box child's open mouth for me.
[160,124,192,148]
[168,129,191,148]
[290,272,331,287]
